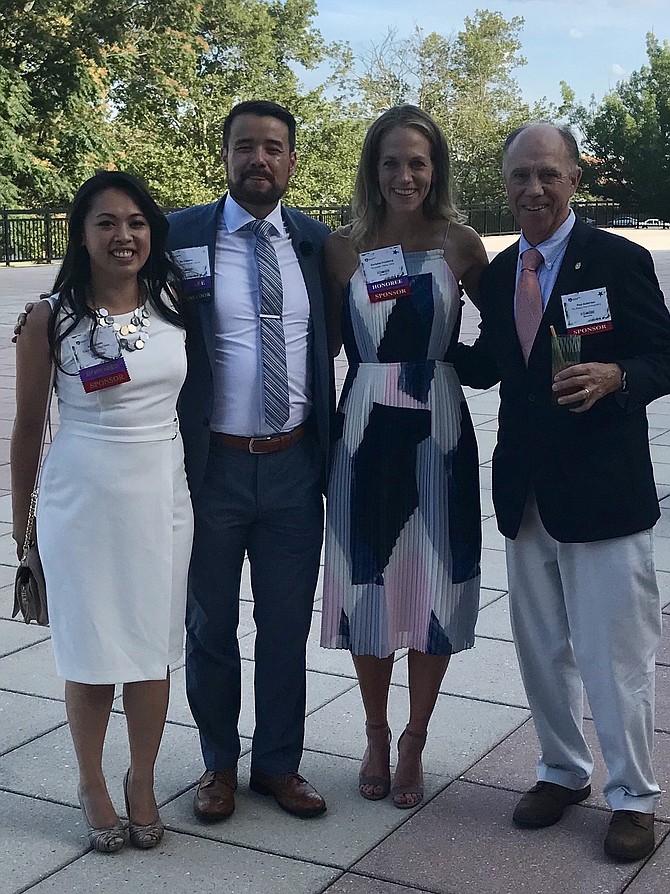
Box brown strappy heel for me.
[359,722,392,800]
[391,727,427,809]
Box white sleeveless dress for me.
[37,300,193,683]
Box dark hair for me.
[349,104,461,251]
[222,100,296,152]
[49,171,184,368]
[503,123,580,166]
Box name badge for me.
[69,327,131,393]
[561,287,613,336]
[172,246,212,297]
[359,245,412,302]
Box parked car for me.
[611,216,638,227]
[641,218,669,229]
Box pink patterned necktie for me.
[515,247,544,364]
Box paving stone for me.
[354,780,655,893]
[624,831,670,893]
[323,875,420,893]
[479,487,495,519]
[0,689,66,755]
[303,684,528,778]
[479,586,507,608]
[475,594,513,642]
[25,835,339,894]
[651,446,670,465]
[659,570,670,609]
[475,428,498,463]
[0,616,50,656]
[463,717,670,822]
[653,463,670,487]
[0,637,63,699]
[480,547,508,590]
[655,665,670,733]
[1,791,86,894]
[654,536,670,573]
[481,515,505,551]
[163,749,444,868]
[656,508,670,539]
[0,530,18,566]
[658,618,670,665]
[392,635,527,708]
[0,491,11,523]
[0,710,202,809]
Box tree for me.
[110,0,361,206]
[0,0,362,207]
[0,0,137,203]
[564,33,670,217]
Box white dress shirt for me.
[211,194,312,436]
[515,209,576,313]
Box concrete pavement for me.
[1,233,669,893]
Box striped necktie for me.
[515,247,544,364]
[244,219,290,432]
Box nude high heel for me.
[359,722,392,800]
[77,788,127,853]
[391,727,427,809]
[123,769,165,849]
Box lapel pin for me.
[574,261,582,270]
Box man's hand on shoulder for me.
[12,296,47,342]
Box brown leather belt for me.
[210,423,306,455]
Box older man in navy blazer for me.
[455,123,670,861]
[169,101,332,820]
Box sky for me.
[304,0,670,108]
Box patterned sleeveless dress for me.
[320,248,481,658]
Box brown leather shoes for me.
[249,771,327,818]
[604,810,655,861]
[513,781,591,827]
[193,769,237,822]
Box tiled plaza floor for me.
[1,231,670,893]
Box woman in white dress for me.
[11,172,193,852]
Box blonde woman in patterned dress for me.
[321,106,488,808]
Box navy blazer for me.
[167,196,333,496]
[453,220,670,542]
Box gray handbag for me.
[13,365,54,625]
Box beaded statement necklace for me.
[95,304,151,352]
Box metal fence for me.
[0,201,653,266]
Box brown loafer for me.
[604,811,655,861]
[513,781,591,827]
[193,769,237,822]
[249,771,327,818]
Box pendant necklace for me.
[95,303,151,352]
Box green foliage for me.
[564,34,670,217]
[0,2,565,211]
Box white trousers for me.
[506,496,662,813]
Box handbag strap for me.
[21,363,56,559]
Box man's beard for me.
[229,173,286,208]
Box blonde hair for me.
[349,105,462,251]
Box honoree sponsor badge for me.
[69,326,131,393]
[359,245,412,302]
[172,246,212,298]
[561,287,613,336]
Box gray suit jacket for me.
[168,195,333,496]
